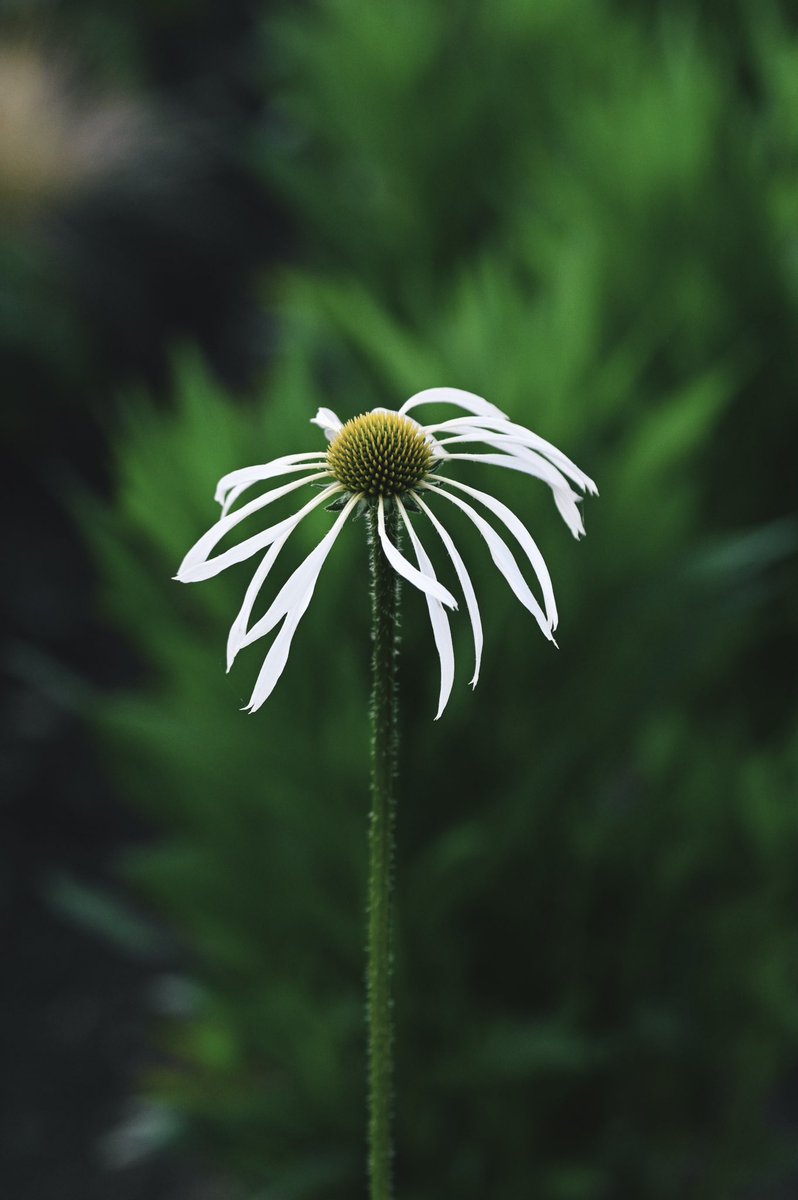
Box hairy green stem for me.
[366,502,400,1200]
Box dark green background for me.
[3,1,798,1197]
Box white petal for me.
[436,452,585,539]
[176,481,340,583]
[244,595,308,713]
[422,484,555,640]
[412,490,484,687]
[240,493,361,650]
[243,495,361,711]
[226,528,294,669]
[377,496,458,610]
[396,498,454,719]
[433,477,559,628]
[221,484,252,518]
[426,416,598,495]
[221,464,329,519]
[436,437,587,538]
[552,489,586,539]
[214,453,328,507]
[309,407,344,441]
[436,434,575,491]
[399,387,508,421]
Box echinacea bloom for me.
[176,387,597,716]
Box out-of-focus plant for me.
[89,1,798,1197]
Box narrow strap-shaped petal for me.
[551,489,586,540]
[436,437,586,538]
[221,464,329,518]
[243,598,308,713]
[309,407,344,441]
[226,528,294,669]
[421,483,555,640]
[243,495,361,711]
[176,480,341,583]
[395,497,455,719]
[240,493,362,650]
[214,453,328,507]
[399,387,508,421]
[425,416,598,495]
[433,476,559,628]
[436,434,575,493]
[377,496,458,610]
[435,452,585,538]
[412,490,483,687]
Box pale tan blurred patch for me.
[0,43,150,219]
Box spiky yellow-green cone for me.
[327,412,435,497]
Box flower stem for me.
[366,502,400,1200]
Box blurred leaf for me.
[46,872,169,959]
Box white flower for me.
[175,387,597,716]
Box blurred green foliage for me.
[87,1,798,1197]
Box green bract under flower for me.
[327,411,435,497]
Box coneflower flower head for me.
[326,411,435,496]
[176,388,597,716]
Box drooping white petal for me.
[221,484,252,518]
[412,490,483,687]
[243,597,311,713]
[433,476,559,628]
[221,464,330,519]
[243,495,361,711]
[309,407,344,441]
[399,387,508,421]
[436,433,575,492]
[551,489,586,539]
[421,484,555,640]
[226,528,294,669]
[435,435,587,538]
[435,452,585,539]
[240,493,362,650]
[176,481,341,583]
[395,497,454,719]
[377,496,458,610]
[214,454,328,508]
[425,416,598,495]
